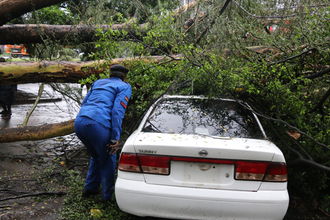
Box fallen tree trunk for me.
[0,24,146,44]
[0,119,74,143]
[0,1,196,44]
[0,46,279,84]
[0,55,181,84]
[0,60,106,84]
[0,0,66,26]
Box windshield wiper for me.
[194,133,232,140]
[143,119,162,133]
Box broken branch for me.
[0,119,74,143]
[0,191,66,202]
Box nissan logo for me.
[199,149,208,157]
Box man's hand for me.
[107,141,121,155]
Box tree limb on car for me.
[268,120,330,172]
[237,101,330,150]
[305,67,330,79]
[288,145,330,172]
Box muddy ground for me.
[0,136,88,220]
[0,84,85,220]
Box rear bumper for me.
[115,178,289,220]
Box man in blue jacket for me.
[74,64,132,201]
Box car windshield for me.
[142,98,264,139]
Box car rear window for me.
[142,98,264,139]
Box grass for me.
[58,169,138,220]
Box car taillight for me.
[139,155,170,175]
[235,161,269,181]
[118,153,170,175]
[118,153,287,182]
[235,161,287,182]
[118,153,141,172]
[264,162,288,182]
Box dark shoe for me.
[1,110,11,115]
[82,189,99,198]
[1,112,11,119]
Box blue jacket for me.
[77,77,132,141]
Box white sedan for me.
[115,95,289,220]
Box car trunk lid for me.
[133,132,278,191]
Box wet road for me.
[0,83,80,129]
[0,84,87,220]
[0,83,85,159]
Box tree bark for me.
[0,0,66,26]
[174,1,199,15]
[0,24,146,44]
[0,55,179,84]
[0,119,74,143]
[0,60,105,84]
[0,0,200,44]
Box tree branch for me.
[22,83,44,126]
[0,55,180,84]
[0,0,198,44]
[232,0,298,19]
[49,83,82,105]
[0,0,66,26]
[269,48,317,65]
[195,0,232,45]
[237,101,330,150]
[288,146,330,171]
[305,67,330,79]
[0,119,74,143]
[232,1,330,20]
[269,128,329,172]
[173,0,199,15]
[311,87,330,112]
[0,24,146,44]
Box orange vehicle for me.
[0,44,29,58]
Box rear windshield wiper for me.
[194,133,232,140]
[143,119,162,133]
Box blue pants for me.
[74,116,116,200]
